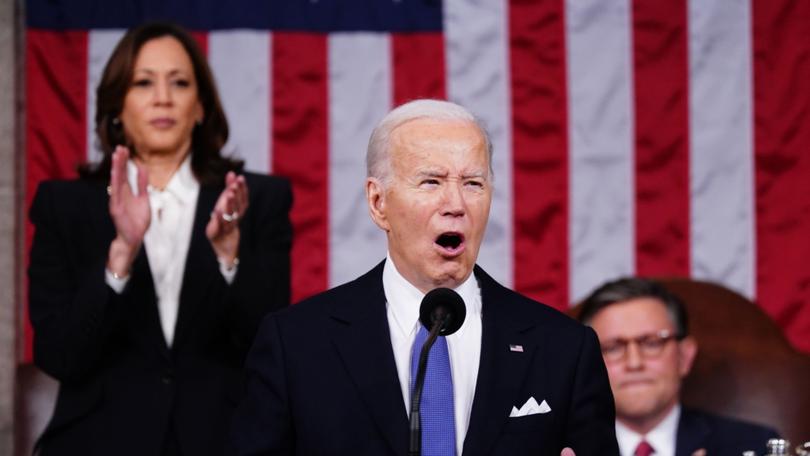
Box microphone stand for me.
[408,316,446,456]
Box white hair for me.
[366,99,493,185]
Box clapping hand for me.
[107,146,150,277]
[206,171,248,266]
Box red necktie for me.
[635,440,655,456]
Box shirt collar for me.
[127,153,198,204]
[615,404,681,456]
[382,253,481,340]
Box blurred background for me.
[1,0,809,453]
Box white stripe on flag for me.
[688,0,755,298]
[87,29,126,162]
[209,30,272,173]
[566,0,635,302]
[444,0,513,287]
[327,33,391,287]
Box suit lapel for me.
[129,244,169,356]
[328,262,409,456]
[462,267,541,456]
[173,185,220,348]
[675,408,711,456]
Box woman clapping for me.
[28,22,292,456]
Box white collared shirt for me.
[384,254,482,456]
[616,404,681,456]
[105,155,236,347]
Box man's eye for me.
[640,338,666,350]
[421,179,439,186]
[465,180,484,188]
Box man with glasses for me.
[578,278,778,456]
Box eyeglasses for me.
[600,330,682,362]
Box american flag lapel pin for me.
[509,344,524,353]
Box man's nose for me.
[624,342,644,370]
[441,181,466,216]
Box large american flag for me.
[23,0,810,360]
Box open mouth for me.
[435,232,465,255]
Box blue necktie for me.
[410,325,456,456]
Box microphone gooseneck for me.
[409,287,467,456]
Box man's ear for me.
[366,177,390,232]
[677,336,698,378]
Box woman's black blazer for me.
[28,172,292,455]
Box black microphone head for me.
[419,287,466,336]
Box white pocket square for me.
[509,396,551,417]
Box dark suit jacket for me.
[28,172,292,456]
[231,261,619,455]
[676,407,780,456]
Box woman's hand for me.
[107,146,150,277]
[207,171,248,267]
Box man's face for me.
[589,298,697,430]
[366,118,492,293]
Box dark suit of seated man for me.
[578,278,779,456]
[230,99,619,456]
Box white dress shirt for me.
[383,254,482,456]
[616,404,681,456]
[105,156,236,347]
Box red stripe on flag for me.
[271,33,329,303]
[753,0,810,353]
[391,32,446,104]
[631,0,691,277]
[24,30,89,361]
[509,0,570,309]
[190,31,208,55]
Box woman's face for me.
[120,36,202,158]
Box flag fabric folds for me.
[23,0,810,359]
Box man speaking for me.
[231,100,618,455]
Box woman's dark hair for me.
[79,22,242,185]
[578,277,690,337]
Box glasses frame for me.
[600,329,683,362]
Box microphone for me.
[418,287,466,337]
[409,288,467,456]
